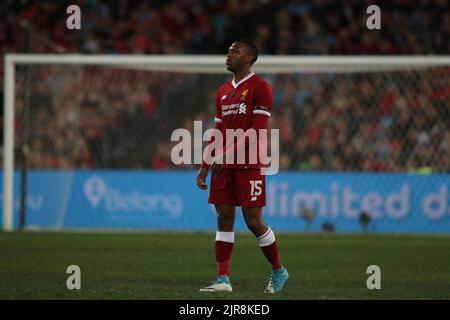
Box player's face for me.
[226,42,248,72]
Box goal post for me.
[3,54,450,232]
[3,55,15,231]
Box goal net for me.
[2,55,450,233]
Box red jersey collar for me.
[231,72,255,89]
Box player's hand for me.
[196,167,208,190]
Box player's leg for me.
[242,206,283,271]
[200,170,237,292]
[242,206,289,294]
[215,204,236,278]
[200,204,236,292]
[236,169,288,294]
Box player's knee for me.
[217,215,234,230]
[244,218,264,234]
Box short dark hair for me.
[236,39,258,64]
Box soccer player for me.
[196,39,288,294]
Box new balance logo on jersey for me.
[238,103,246,114]
[251,196,257,201]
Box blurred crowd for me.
[11,65,450,173]
[270,70,450,172]
[1,0,449,55]
[0,0,449,172]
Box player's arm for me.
[197,92,223,188]
[241,82,272,159]
[251,82,272,136]
[197,119,222,189]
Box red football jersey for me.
[213,72,273,169]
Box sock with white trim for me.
[215,231,234,276]
[257,227,282,270]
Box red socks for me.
[258,227,282,269]
[215,231,234,276]
[214,228,282,276]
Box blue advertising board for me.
[1,171,449,233]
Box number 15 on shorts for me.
[250,180,262,201]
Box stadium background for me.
[0,0,449,233]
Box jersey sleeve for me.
[253,82,273,118]
[214,90,223,124]
[202,90,222,169]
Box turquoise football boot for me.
[199,275,232,292]
[264,266,289,294]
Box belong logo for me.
[83,176,183,218]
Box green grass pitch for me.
[1,231,449,299]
